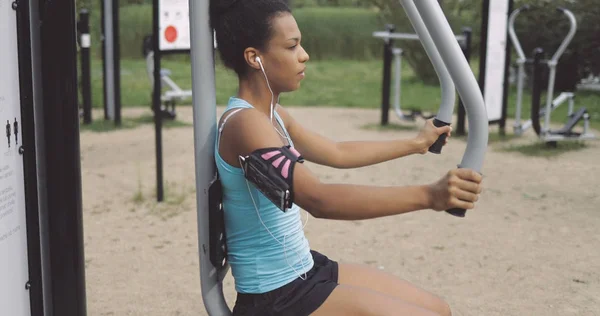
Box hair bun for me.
[210,0,243,21]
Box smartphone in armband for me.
[239,154,292,212]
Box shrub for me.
[510,0,600,91]
[84,5,382,61]
[293,7,383,60]
[367,0,481,85]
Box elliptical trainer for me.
[508,5,595,142]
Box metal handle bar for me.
[401,0,489,217]
[508,5,529,62]
[397,0,455,155]
[508,5,577,65]
[550,7,577,64]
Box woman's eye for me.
[289,45,297,50]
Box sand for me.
[80,106,600,316]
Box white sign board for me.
[159,0,191,51]
[483,0,510,121]
[0,3,32,316]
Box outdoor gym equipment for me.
[190,0,489,314]
[143,42,193,120]
[373,26,470,125]
[508,6,595,142]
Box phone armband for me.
[239,145,304,212]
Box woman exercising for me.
[210,1,483,315]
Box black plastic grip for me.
[428,118,450,154]
[446,208,466,217]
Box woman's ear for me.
[244,48,261,70]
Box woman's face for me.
[260,13,310,93]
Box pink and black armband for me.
[239,145,304,212]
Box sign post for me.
[153,0,192,202]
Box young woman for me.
[210,1,483,315]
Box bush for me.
[85,5,382,61]
[368,0,481,85]
[511,0,600,91]
[293,7,383,60]
[368,0,599,89]
[291,0,372,8]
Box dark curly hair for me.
[210,0,292,77]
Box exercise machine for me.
[143,35,192,120]
[190,0,489,314]
[373,27,469,124]
[508,6,595,142]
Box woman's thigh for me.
[337,263,451,316]
[310,284,439,316]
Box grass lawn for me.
[84,57,600,131]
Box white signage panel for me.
[483,0,510,121]
[0,2,32,316]
[159,0,191,51]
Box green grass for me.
[85,57,600,132]
[80,113,190,133]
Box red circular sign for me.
[165,25,178,43]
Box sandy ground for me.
[80,106,600,316]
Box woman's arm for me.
[222,109,482,221]
[277,106,451,169]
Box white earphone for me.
[255,56,276,123]
[247,55,310,280]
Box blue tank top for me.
[215,97,314,294]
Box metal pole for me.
[499,0,514,136]
[15,0,44,314]
[79,9,92,125]
[27,0,54,313]
[411,0,489,217]
[531,48,545,136]
[37,0,88,314]
[101,0,115,121]
[508,5,528,135]
[392,47,404,120]
[380,24,395,126]
[190,0,232,314]
[112,0,121,126]
[398,0,456,155]
[413,0,488,170]
[456,27,472,136]
[153,0,164,202]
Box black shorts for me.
[232,250,338,316]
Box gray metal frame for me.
[508,7,594,141]
[145,52,193,103]
[190,0,489,314]
[102,0,116,120]
[373,28,466,124]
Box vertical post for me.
[101,0,115,121]
[79,9,92,125]
[477,0,490,97]
[499,0,514,136]
[189,0,232,314]
[456,27,472,136]
[15,0,44,314]
[530,48,545,136]
[153,0,164,202]
[37,0,88,314]
[380,24,394,126]
[112,0,121,126]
